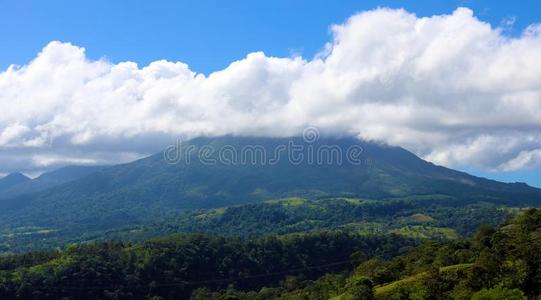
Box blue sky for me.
[1,0,540,74]
[1,0,541,187]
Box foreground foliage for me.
[0,231,416,299]
[0,209,539,299]
[193,209,541,299]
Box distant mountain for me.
[0,165,107,200]
[0,173,30,192]
[0,136,540,244]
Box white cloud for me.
[499,149,541,171]
[1,7,541,173]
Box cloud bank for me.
[1,7,541,173]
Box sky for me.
[1,0,541,187]
[2,0,541,74]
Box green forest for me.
[0,208,540,299]
[0,195,511,253]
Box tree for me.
[471,287,526,300]
[346,276,374,300]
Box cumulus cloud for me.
[1,7,541,173]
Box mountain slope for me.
[0,165,107,200]
[1,209,539,299]
[0,173,30,192]
[0,136,540,239]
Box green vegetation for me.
[372,264,473,299]
[408,213,435,223]
[389,226,459,240]
[191,208,541,299]
[0,196,515,252]
[1,136,540,252]
[0,230,417,299]
[471,287,527,300]
[0,137,540,299]
[0,209,539,299]
[101,197,511,243]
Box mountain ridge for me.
[0,136,539,250]
[0,165,107,200]
[0,173,30,193]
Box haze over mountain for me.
[0,136,539,240]
[0,173,30,193]
[0,165,106,200]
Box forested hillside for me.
[0,230,417,299]
[0,209,540,299]
[1,137,540,253]
[0,196,512,252]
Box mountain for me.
[0,136,540,249]
[0,173,30,192]
[0,165,107,200]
